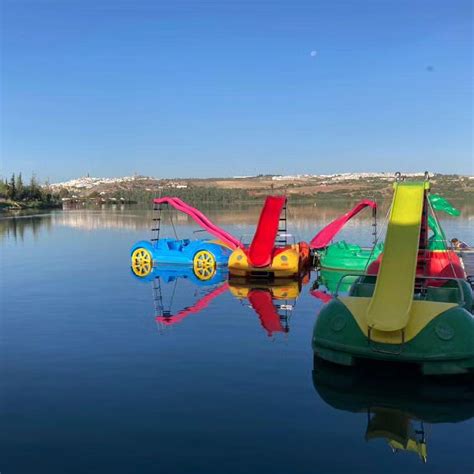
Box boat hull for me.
[313,298,474,375]
[228,242,310,278]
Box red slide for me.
[247,290,286,336]
[154,197,241,249]
[309,199,377,249]
[169,197,238,246]
[247,196,287,267]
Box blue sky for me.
[1,0,472,181]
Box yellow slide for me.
[365,182,427,332]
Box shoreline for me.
[0,199,62,214]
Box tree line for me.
[0,173,58,205]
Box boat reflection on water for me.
[131,265,228,329]
[312,357,474,464]
[131,265,310,336]
[316,268,361,295]
[228,273,310,336]
[309,269,359,304]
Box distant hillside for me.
[49,173,473,206]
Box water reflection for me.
[310,268,361,299]
[131,264,310,337]
[312,358,474,464]
[0,213,53,242]
[154,267,228,328]
[229,273,310,336]
[2,204,473,248]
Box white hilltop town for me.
[46,172,472,204]
[50,175,189,190]
[270,172,436,181]
[51,175,157,189]
[51,171,444,190]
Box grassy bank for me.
[0,198,62,213]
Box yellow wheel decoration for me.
[131,248,153,277]
[193,250,216,281]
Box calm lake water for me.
[1,204,473,474]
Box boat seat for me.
[167,241,183,251]
[425,286,460,304]
[349,282,376,298]
[425,283,472,310]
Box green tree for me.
[0,179,8,198]
[8,173,16,200]
[28,173,42,200]
[16,173,25,200]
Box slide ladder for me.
[416,198,429,282]
[275,201,288,246]
[366,182,427,332]
[151,201,163,242]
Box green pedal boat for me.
[312,176,474,375]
